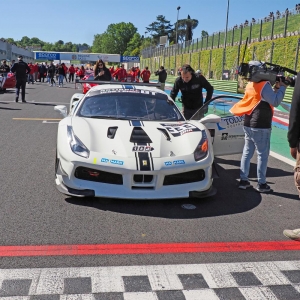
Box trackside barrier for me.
[283,86,294,103]
[207,79,238,94]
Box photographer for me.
[155,66,167,91]
[170,64,213,119]
[230,61,289,193]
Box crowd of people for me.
[232,5,299,30]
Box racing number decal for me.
[160,123,200,137]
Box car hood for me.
[71,117,205,158]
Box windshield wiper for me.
[87,116,123,120]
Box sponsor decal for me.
[174,160,185,165]
[218,116,244,130]
[71,54,77,60]
[221,133,228,140]
[110,159,124,165]
[142,160,148,166]
[221,133,244,140]
[132,146,154,152]
[101,158,123,165]
[160,123,200,137]
[164,160,185,166]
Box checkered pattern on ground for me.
[1,261,300,299]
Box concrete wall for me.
[0,40,34,62]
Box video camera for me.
[238,60,297,87]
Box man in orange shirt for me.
[141,66,151,83]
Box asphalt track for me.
[0,82,300,292]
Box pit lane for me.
[0,82,299,269]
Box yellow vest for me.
[230,81,273,116]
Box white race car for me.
[54,82,244,199]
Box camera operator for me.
[170,64,213,119]
[155,66,167,91]
[230,61,289,193]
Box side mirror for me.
[54,105,68,118]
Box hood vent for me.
[130,127,152,143]
[107,126,118,139]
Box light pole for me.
[176,6,181,44]
[222,0,230,77]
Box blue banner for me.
[121,56,140,62]
[35,52,60,60]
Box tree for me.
[201,30,209,37]
[174,15,199,43]
[123,33,142,56]
[92,22,137,54]
[146,15,173,44]
[185,15,193,41]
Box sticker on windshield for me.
[160,123,200,137]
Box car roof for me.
[88,83,167,95]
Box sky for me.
[2,0,298,46]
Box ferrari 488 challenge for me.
[54,82,244,199]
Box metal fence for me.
[142,6,300,59]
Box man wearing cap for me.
[11,56,30,103]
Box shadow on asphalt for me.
[27,102,57,107]
[65,157,274,219]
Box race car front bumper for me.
[55,151,215,200]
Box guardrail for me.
[207,79,238,94]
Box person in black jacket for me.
[10,56,30,103]
[38,63,47,82]
[94,59,111,81]
[170,64,213,119]
[155,66,167,91]
[284,74,300,240]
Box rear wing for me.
[75,79,161,88]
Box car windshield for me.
[76,91,184,121]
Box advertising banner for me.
[121,56,140,62]
[34,52,120,62]
[35,52,60,60]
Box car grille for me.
[75,167,123,185]
[163,170,205,186]
[133,174,153,183]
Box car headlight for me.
[67,125,90,158]
[194,130,209,161]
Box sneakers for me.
[256,183,272,193]
[238,180,251,189]
[283,229,300,241]
[15,97,18,102]
[22,100,26,103]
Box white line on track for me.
[270,151,295,167]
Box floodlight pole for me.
[176,6,181,44]
[222,0,230,78]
